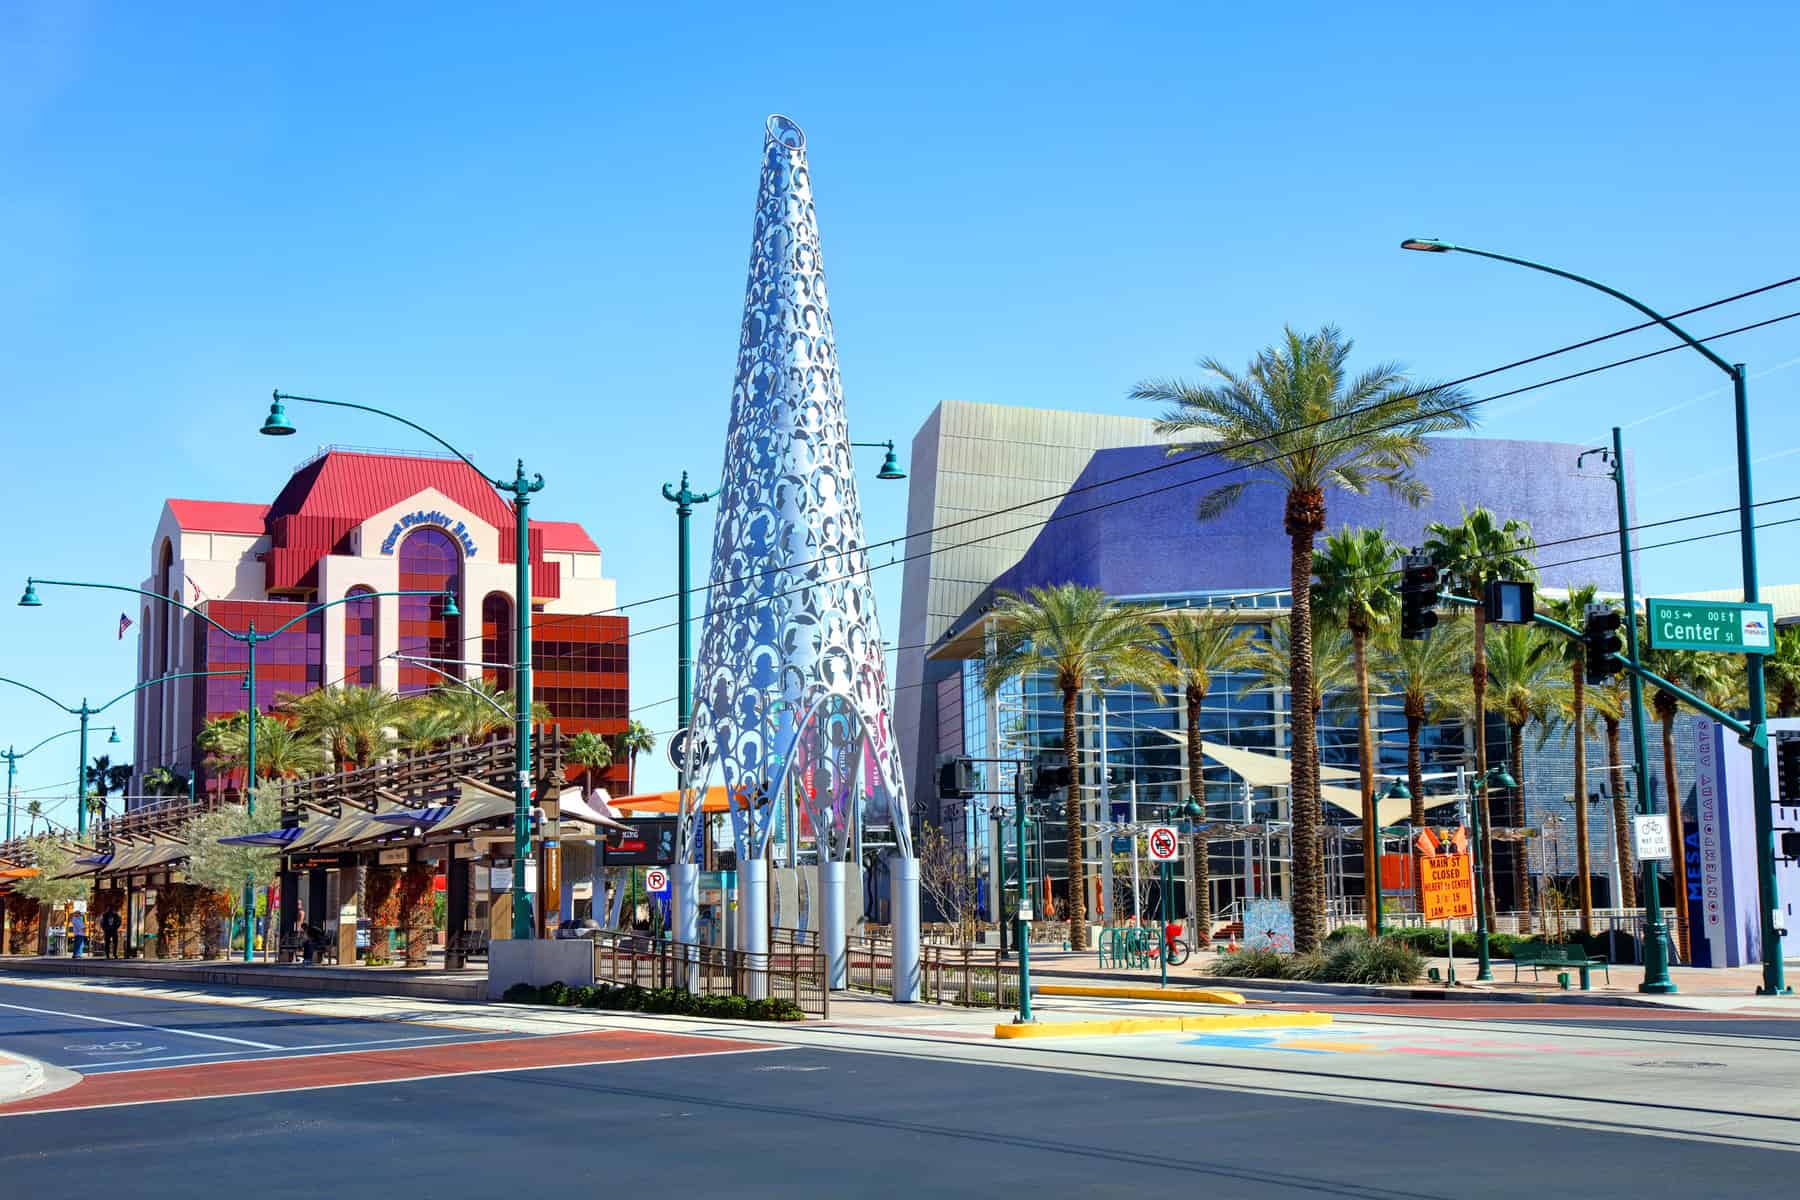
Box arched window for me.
[150,539,174,756]
[481,592,513,693]
[344,586,378,687]
[397,528,463,695]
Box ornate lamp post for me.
[260,390,543,942]
[2,725,119,841]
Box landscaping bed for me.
[501,980,807,1021]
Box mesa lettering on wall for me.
[380,510,479,557]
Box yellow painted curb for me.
[1036,984,1246,1005]
[993,1010,1330,1040]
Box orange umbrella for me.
[611,786,740,815]
[0,867,38,880]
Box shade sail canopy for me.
[371,804,456,830]
[98,842,188,876]
[1319,784,1459,827]
[556,788,635,833]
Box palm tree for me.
[568,732,615,793]
[981,584,1171,950]
[1425,508,1537,923]
[393,705,462,756]
[281,685,403,770]
[1485,625,1566,928]
[1137,325,1472,950]
[1541,583,1603,932]
[613,720,658,793]
[25,799,43,835]
[1158,608,1256,945]
[1586,669,1635,908]
[1238,615,1356,719]
[1765,625,1800,718]
[1375,619,1472,914]
[1311,527,1403,935]
[84,755,132,827]
[196,712,326,781]
[428,681,548,741]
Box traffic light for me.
[1583,605,1624,684]
[1778,737,1800,806]
[938,756,975,800]
[1030,751,1071,799]
[1399,552,1441,640]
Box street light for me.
[0,674,234,841]
[2,725,119,841]
[264,388,543,942]
[1403,237,1781,994]
[850,440,908,481]
[1467,762,1515,981]
[24,577,450,959]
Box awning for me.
[611,785,737,815]
[313,800,414,849]
[98,842,188,877]
[219,827,306,848]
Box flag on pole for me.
[118,613,133,640]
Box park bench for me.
[1513,942,1610,990]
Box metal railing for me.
[841,933,1018,1008]
[591,928,829,1018]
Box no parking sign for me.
[1147,826,1179,862]
[645,868,670,894]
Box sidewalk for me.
[1018,943,1800,1009]
[0,954,487,1001]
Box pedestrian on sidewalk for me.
[70,910,87,959]
[100,908,121,959]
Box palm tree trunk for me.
[1511,722,1530,933]
[1186,687,1210,945]
[1285,491,1325,953]
[1607,716,1636,908]
[1354,630,1378,937]
[1406,706,1427,916]
[1062,684,1087,951]
[1659,699,1691,962]
[1472,605,1495,922]
[1571,668,1593,934]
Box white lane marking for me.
[0,1001,281,1050]
[0,1044,792,1117]
[76,1031,501,1070]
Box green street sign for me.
[1646,597,1776,655]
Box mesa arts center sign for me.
[379,510,480,558]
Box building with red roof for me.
[133,448,628,801]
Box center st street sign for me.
[1647,597,1776,655]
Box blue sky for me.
[4,2,1798,819]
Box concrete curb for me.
[994,1010,1330,1040]
[0,955,483,1002]
[1029,965,1683,1009]
[0,1052,45,1104]
[1037,984,1246,1005]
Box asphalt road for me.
[1,1038,1786,1198]
[0,979,512,1074]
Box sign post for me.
[1646,598,1776,655]
[1148,827,1179,989]
[1420,852,1476,986]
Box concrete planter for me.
[487,938,594,1000]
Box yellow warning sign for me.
[1420,854,1475,922]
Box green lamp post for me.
[23,577,451,958]
[263,389,542,941]
[1374,779,1412,936]
[851,440,908,481]
[0,669,235,841]
[1404,238,1780,995]
[659,472,719,774]
[2,725,118,842]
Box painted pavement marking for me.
[0,1029,782,1116]
[0,999,281,1049]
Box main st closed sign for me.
[1646,598,1775,655]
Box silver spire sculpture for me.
[677,114,918,1001]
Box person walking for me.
[100,907,121,959]
[70,909,87,959]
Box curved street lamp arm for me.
[93,670,242,716]
[264,589,446,640]
[1414,243,1736,378]
[16,726,109,760]
[274,391,499,486]
[0,676,75,714]
[29,577,236,638]
[388,653,513,720]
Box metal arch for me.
[679,114,910,866]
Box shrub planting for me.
[500,981,804,1021]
